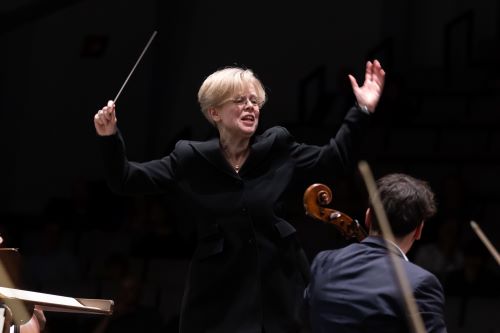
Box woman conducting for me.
[93,60,385,333]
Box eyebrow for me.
[234,94,258,98]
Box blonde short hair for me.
[197,67,267,125]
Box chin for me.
[239,124,258,136]
[240,130,256,138]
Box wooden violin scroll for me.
[303,183,366,242]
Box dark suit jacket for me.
[305,236,447,333]
[98,106,370,333]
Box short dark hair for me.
[370,173,437,237]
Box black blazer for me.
[305,236,447,333]
[98,106,370,333]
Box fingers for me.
[94,100,117,135]
[363,59,385,90]
[348,74,359,91]
[364,61,373,83]
[33,307,46,330]
[350,60,386,113]
[364,59,386,83]
[349,59,386,91]
[94,110,106,126]
[95,101,115,122]
[103,100,115,120]
[94,110,110,125]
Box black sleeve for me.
[285,105,371,175]
[97,130,179,195]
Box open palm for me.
[348,60,385,113]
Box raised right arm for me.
[94,101,178,195]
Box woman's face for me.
[212,85,260,138]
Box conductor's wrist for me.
[355,102,372,115]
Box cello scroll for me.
[303,183,366,242]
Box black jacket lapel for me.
[189,138,237,178]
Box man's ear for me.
[365,208,372,231]
[414,222,425,240]
[208,108,220,122]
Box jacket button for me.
[241,207,247,215]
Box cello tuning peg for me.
[330,212,341,220]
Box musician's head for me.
[366,173,437,240]
[197,67,266,136]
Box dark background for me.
[0,0,499,332]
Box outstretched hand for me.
[348,60,385,113]
[94,100,117,136]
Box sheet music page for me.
[0,287,82,308]
[0,307,4,332]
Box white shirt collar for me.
[385,238,409,261]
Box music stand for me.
[0,248,113,332]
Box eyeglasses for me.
[230,95,261,107]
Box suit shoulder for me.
[164,140,201,166]
[259,126,290,137]
[173,139,190,151]
[405,260,443,289]
[164,140,189,159]
[174,139,211,155]
[257,126,294,146]
[311,250,339,268]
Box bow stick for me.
[358,161,427,333]
[470,220,500,265]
